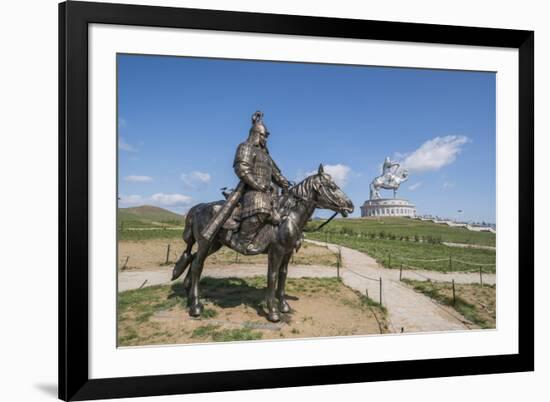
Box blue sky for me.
[118,54,496,223]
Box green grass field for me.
[306,218,495,273]
[118,205,185,230]
[307,217,495,246]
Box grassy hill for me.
[307,217,495,247]
[118,205,185,228]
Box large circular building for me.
[360,198,416,217]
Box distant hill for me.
[118,205,185,227]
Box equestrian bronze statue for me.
[370,156,409,199]
[172,111,354,322]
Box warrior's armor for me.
[234,142,289,219]
[229,111,290,253]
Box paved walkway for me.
[118,264,336,292]
[442,241,496,251]
[305,240,496,333]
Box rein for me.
[304,211,339,232]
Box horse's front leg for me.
[277,253,292,313]
[266,248,284,322]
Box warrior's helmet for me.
[247,111,269,146]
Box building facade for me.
[360,198,416,218]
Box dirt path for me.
[305,240,496,333]
[442,241,496,250]
[118,264,336,292]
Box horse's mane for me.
[277,174,318,215]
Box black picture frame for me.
[59,1,534,400]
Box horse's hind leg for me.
[276,253,293,313]
[172,225,195,280]
[182,240,222,291]
[187,240,211,317]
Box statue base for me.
[360,198,416,218]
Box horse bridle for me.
[294,175,344,232]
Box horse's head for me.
[309,164,354,217]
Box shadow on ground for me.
[169,277,298,322]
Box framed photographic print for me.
[59,1,534,400]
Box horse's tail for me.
[182,209,194,244]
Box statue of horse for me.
[171,164,354,322]
[370,169,409,199]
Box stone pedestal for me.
[360,198,416,218]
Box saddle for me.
[220,187,282,231]
[219,187,282,254]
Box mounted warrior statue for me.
[228,111,291,253]
[171,111,354,322]
[370,156,409,199]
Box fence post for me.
[325,232,328,247]
[479,267,483,286]
[235,252,239,263]
[122,256,129,270]
[336,249,340,279]
[366,289,369,299]
[379,277,383,306]
[165,244,171,264]
[399,264,403,281]
[388,254,391,268]
[449,256,453,272]
[452,279,456,305]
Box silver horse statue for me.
[171,164,354,322]
[370,169,409,199]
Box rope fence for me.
[451,259,496,267]
[398,262,490,286]
[385,252,495,273]
[335,261,384,306]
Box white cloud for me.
[408,182,423,191]
[399,135,470,173]
[119,194,144,206]
[119,137,138,152]
[181,171,211,189]
[304,164,352,187]
[443,181,455,189]
[151,193,193,207]
[124,175,153,182]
